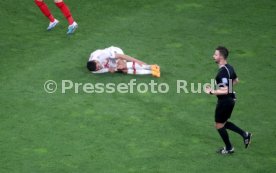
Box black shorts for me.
[215,98,235,123]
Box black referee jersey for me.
[215,64,237,100]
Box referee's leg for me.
[223,99,252,148]
[215,99,252,152]
[215,122,233,151]
[215,100,234,153]
[224,115,252,148]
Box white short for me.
[107,46,124,55]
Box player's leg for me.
[54,0,78,34]
[116,63,149,75]
[34,0,59,30]
[127,69,152,75]
[117,61,159,77]
[126,62,160,71]
[127,69,160,77]
[126,62,160,77]
[126,62,160,76]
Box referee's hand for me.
[204,85,212,94]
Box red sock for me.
[34,0,55,22]
[55,2,74,25]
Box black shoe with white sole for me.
[244,132,252,148]
[217,147,235,155]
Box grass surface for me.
[0,0,276,172]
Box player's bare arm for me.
[115,54,146,65]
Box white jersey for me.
[88,46,124,73]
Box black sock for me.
[225,121,246,138]
[217,127,232,150]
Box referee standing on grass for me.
[204,46,252,155]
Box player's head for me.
[87,60,101,71]
[213,46,229,63]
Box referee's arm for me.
[204,77,238,95]
[233,78,239,85]
[205,86,228,95]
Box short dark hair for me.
[87,61,97,71]
[216,46,229,59]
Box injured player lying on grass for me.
[86,46,160,77]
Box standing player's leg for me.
[34,0,59,30]
[54,0,78,34]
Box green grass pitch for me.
[1,0,276,172]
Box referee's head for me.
[213,46,229,64]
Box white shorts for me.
[108,46,124,55]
